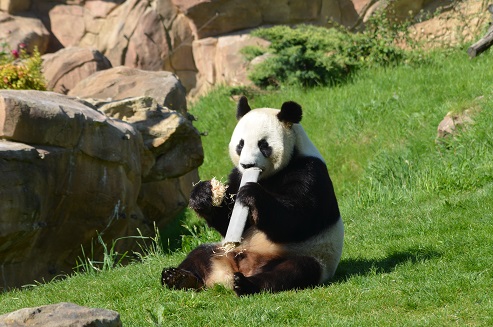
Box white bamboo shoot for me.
[222,167,262,247]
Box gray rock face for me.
[0,302,122,327]
[0,89,202,290]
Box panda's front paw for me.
[237,182,262,207]
[189,180,214,214]
[237,182,263,222]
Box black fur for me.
[194,156,340,242]
[233,255,321,296]
[167,155,340,295]
[277,101,302,124]
[236,96,251,120]
[257,139,272,158]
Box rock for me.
[69,66,188,114]
[164,13,197,92]
[190,31,270,98]
[437,109,475,139]
[364,0,425,23]
[0,302,121,327]
[172,0,358,39]
[138,170,199,227]
[48,4,86,48]
[409,1,487,49]
[0,0,31,14]
[97,96,203,180]
[124,4,169,71]
[84,0,120,18]
[0,90,146,289]
[42,47,112,94]
[97,0,169,70]
[0,12,50,54]
[0,90,202,290]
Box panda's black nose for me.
[241,163,256,169]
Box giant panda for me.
[161,96,344,296]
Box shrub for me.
[245,11,417,89]
[0,42,47,91]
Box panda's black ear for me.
[236,96,251,120]
[278,101,302,124]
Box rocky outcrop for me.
[0,88,202,290]
[0,11,50,54]
[174,0,358,38]
[42,47,112,94]
[0,0,470,97]
[191,31,271,97]
[69,66,188,114]
[0,302,121,327]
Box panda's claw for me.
[233,272,260,296]
[161,267,204,290]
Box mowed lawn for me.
[1,48,493,326]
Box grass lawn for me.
[1,48,493,326]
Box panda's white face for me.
[229,109,296,179]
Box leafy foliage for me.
[0,42,47,91]
[245,11,417,89]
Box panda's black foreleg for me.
[161,244,217,291]
[233,255,322,296]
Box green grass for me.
[1,48,493,326]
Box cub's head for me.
[229,96,303,179]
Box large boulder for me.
[42,47,112,94]
[0,12,50,54]
[0,0,31,14]
[0,90,202,290]
[69,66,188,114]
[172,0,359,38]
[0,302,121,327]
[191,31,270,97]
[96,0,169,70]
[97,96,203,181]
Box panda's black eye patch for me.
[236,139,244,155]
[258,139,272,158]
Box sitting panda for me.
[161,96,344,296]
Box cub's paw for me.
[161,268,204,290]
[189,181,214,213]
[233,272,260,296]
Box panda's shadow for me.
[331,246,442,283]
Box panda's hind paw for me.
[161,268,204,290]
[233,272,260,296]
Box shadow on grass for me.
[159,209,192,253]
[333,246,442,283]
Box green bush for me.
[245,11,417,89]
[0,43,47,91]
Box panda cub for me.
[161,96,344,296]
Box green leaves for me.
[245,12,418,89]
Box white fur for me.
[284,218,344,282]
[229,108,323,178]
